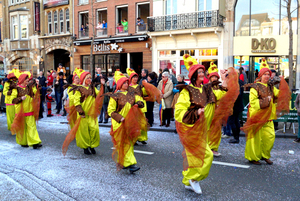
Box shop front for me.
[73,35,151,76]
[150,32,223,81]
[233,35,298,84]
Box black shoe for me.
[56,110,60,114]
[62,112,67,116]
[229,139,240,144]
[84,148,91,155]
[160,123,165,127]
[47,114,53,117]
[128,165,140,174]
[99,121,103,123]
[134,142,138,146]
[171,118,175,121]
[174,129,177,134]
[33,144,42,149]
[140,141,147,145]
[89,148,96,154]
[103,121,108,124]
[293,138,300,143]
[21,145,29,148]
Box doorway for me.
[130,53,143,75]
[53,49,70,76]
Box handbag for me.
[161,99,166,110]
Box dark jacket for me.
[97,83,109,105]
[233,80,244,114]
[54,79,67,93]
[37,76,47,87]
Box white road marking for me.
[111,147,154,155]
[212,161,250,169]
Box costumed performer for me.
[242,59,290,165]
[10,71,42,149]
[107,70,147,173]
[3,68,20,133]
[62,69,104,155]
[175,54,238,194]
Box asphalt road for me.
[0,114,300,201]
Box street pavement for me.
[0,109,300,200]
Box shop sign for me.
[251,38,276,53]
[74,35,148,46]
[93,43,123,53]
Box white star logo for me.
[117,47,123,53]
[110,43,118,50]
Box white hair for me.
[162,72,169,77]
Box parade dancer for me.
[242,59,290,165]
[126,68,161,145]
[206,62,226,156]
[46,88,54,117]
[175,54,238,194]
[3,68,20,133]
[62,69,104,155]
[107,70,147,173]
[64,68,81,129]
[10,72,42,149]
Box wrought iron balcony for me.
[147,10,224,32]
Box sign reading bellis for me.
[251,38,276,53]
[93,43,123,53]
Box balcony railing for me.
[147,10,224,32]
[116,26,128,35]
[79,29,89,38]
[136,23,148,33]
[96,28,107,37]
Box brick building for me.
[73,0,152,76]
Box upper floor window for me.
[166,0,177,15]
[235,0,298,36]
[60,10,64,33]
[48,12,52,35]
[10,0,29,6]
[66,9,70,33]
[116,6,128,35]
[79,0,89,5]
[198,0,212,11]
[54,11,58,34]
[11,14,28,40]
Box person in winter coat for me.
[158,71,174,127]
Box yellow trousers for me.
[182,143,213,186]
[137,130,148,142]
[207,130,222,151]
[76,116,100,149]
[16,115,41,146]
[245,121,275,161]
[6,105,15,132]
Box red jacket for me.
[47,75,53,86]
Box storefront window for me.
[199,49,218,56]
[159,60,176,74]
[95,55,106,71]
[159,50,176,57]
[82,55,90,71]
[180,50,195,56]
[235,0,298,36]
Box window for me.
[166,0,177,15]
[136,3,149,32]
[198,0,213,11]
[66,9,70,32]
[12,16,18,39]
[54,11,58,34]
[48,12,52,34]
[79,12,89,38]
[97,9,107,36]
[20,15,28,39]
[82,56,90,71]
[116,6,128,35]
[79,0,88,5]
[60,10,64,33]
[235,0,298,36]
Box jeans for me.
[99,103,108,122]
[298,116,300,138]
[223,122,232,136]
[228,112,242,140]
[55,92,63,111]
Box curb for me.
[97,123,297,139]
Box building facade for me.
[39,0,74,75]
[73,0,152,76]
[3,0,42,77]
[226,0,300,87]
[148,0,226,80]
[0,1,5,78]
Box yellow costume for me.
[57,66,66,79]
[242,59,290,164]
[127,68,148,143]
[3,68,20,132]
[106,70,147,172]
[244,83,279,161]
[11,72,42,147]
